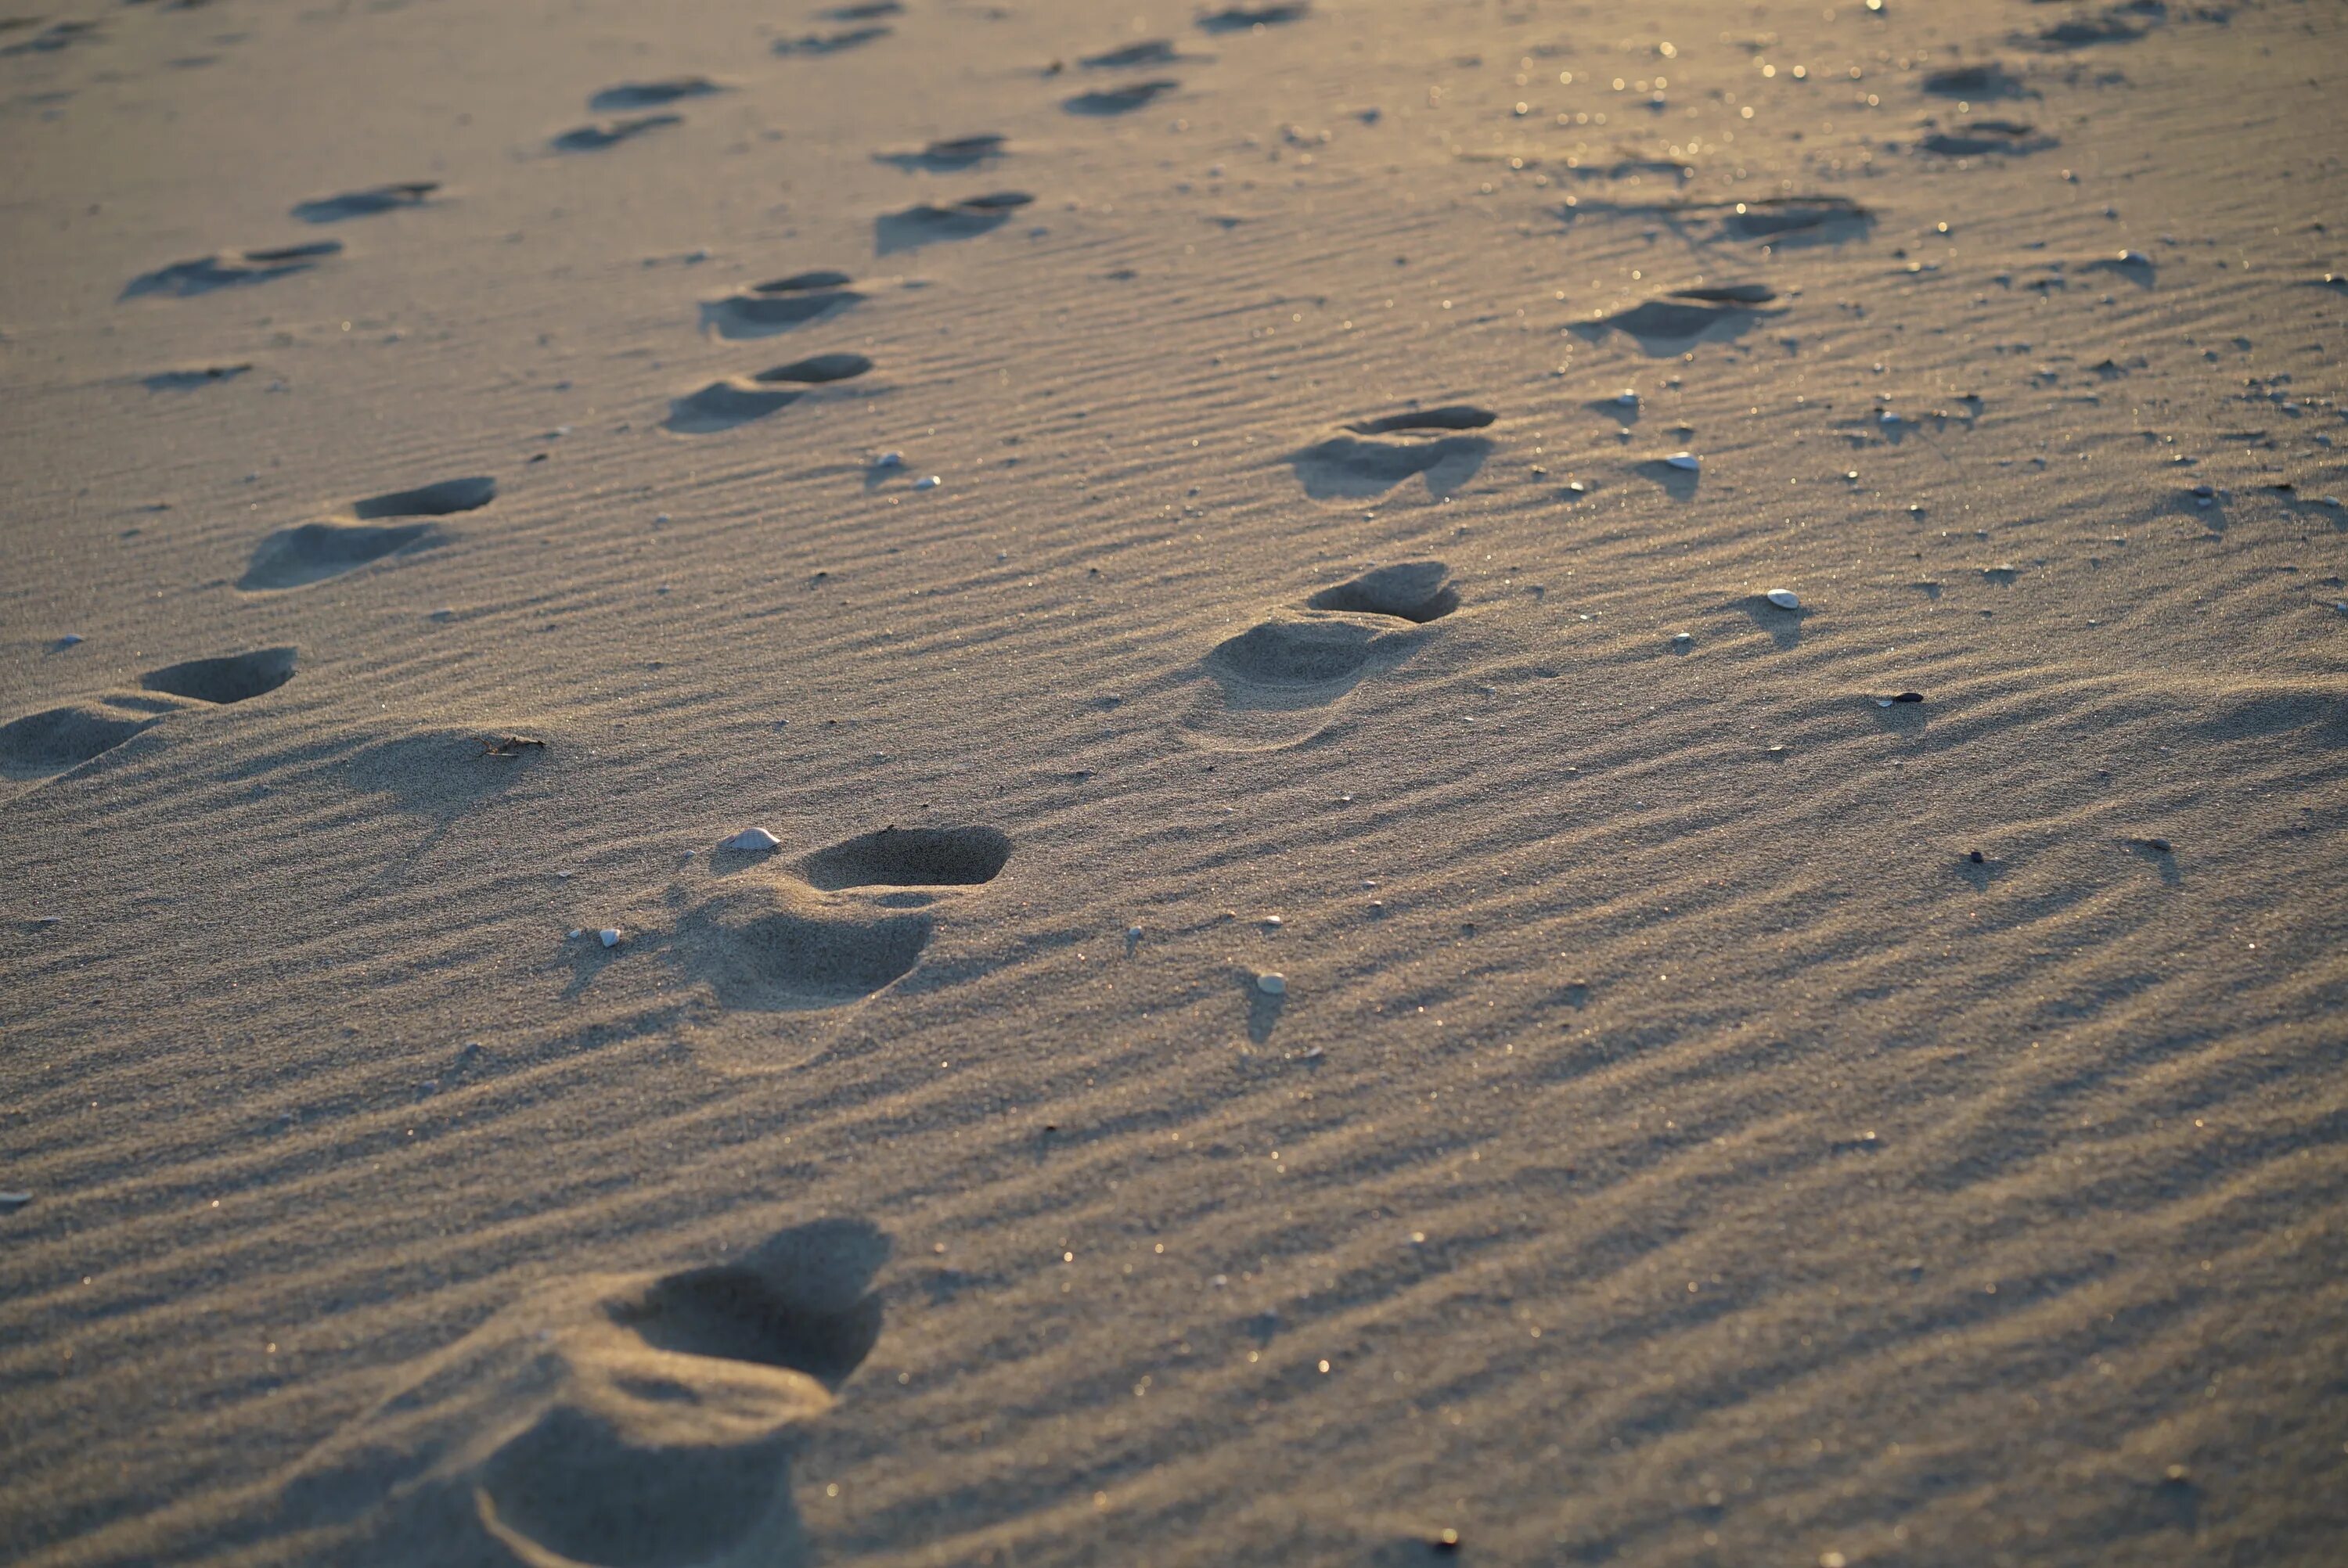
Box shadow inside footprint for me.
[290,182,438,223]
[700,272,862,338]
[240,522,435,591]
[142,364,251,391]
[275,1221,887,1568]
[755,352,872,384]
[142,646,297,705]
[121,243,341,300]
[1304,560,1458,622]
[243,477,492,591]
[877,134,1006,172]
[1197,3,1310,31]
[677,881,935,1009]
[0,695,194,781]
[1290,415,1493,500]
[874,193,1032,255]
[774,25,890,55]
[666,381,802,434]
[799,825,1012,890]
[589,77,724,112]
[551,113,680,153]
[1576,298,1770,353]
[1082,39,1183,68]
[1064,79,1178,115]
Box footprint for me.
[664,381,802,435]
[798,825,1012,890]
[1080,40,1183,68]
[754,351,872,384]
[141,646,298,705]
[550,113,680,153]
[1921,60,2027,98]
[700,271,862,338]
[1719,194,1871,241]
[874,192,1032,255]
[1303,559,1459,622]
[676,880,936,1008]
[1667,283,1775,305]
[290,182,438,223]
[666,356,870,434]
[1576,298,1770,351]
[773,25,889,56]
[121,242,340,300]
[1182,563,1459,749]
[1197,3,1309,31]
[588,77,724,112]
[142,364,251,392]
[877,133,1007,172]
[823,1,902,15]
[1,647,298,782]
[1916,120,2054,156]
[1289,406,1494,500]
[1064,79,1178,115]
[275,1221,887,1568]
[1,20,99,57]
[243,478,493,590]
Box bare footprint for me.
[275,1221,888,1567]
[874,192,1032,255]
[700,271,863,339]
[588,77,725,112]
[773,25,890,56]
[1197,3,1310,32]
[877,134,1007,172]
[1289,406,1494,500]
[665,355,870,434]
[550,113,680,153]
[290,182,438,223]
[1064,79,1178,115]
[242,478,494,590]
[1,647,297,782]
[121,242,341,300]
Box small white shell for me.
[599,928,622,948]
[913,475,942,491]
[1665,451,1699,471]
[722,827,781,852]
[1615,389,1638,406]
[1256,973,1287,996]
[1765,588,1802,610]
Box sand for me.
[2,0,2345,1563]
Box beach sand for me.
[2,0,2345,1563]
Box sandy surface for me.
[3,0,2346,1563]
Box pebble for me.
[722,827,782,852]
[0,1192,30,1214]
[1765,588,1802,610]
[1256,973,1287,996]
[567,927,583,939]
[912,474,941,490]
[1664,451,1700,471]
[873,451,905,468]
[1874,692,1925,706]
[1262,915,1283,930]
[599,928,622,948]
[1615,389,1638,406]
[1670,631,1692,645]
[1968,850,1985,865]
[1127,925,1143,940]
[56,632,83,647]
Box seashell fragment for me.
[1765,588,1801,610]
[1256,972,1287,996]
[722,827,782,852]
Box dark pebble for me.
[1968,850,1985,865]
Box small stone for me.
[1263,915,1283,929]
[599,928,622,948]
[1874,692,1925,706]
[873,451,905,469]
[1766,588,1801,610]
[913,474,941,490]
[0,1192,31,1214]
[1615,389,1638,406]
[1664,451,1699,470]
[1670,631,1692,645]
[1127,925,1143,940]
[722,827,782,852]
[56,632,83,647]
[1431,1529,1462,1554]
[1968,850,1985,865]
[1256,973,1287,996]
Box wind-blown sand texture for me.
[2,0,2345,1564]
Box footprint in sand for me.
[142,364,252,392]
[121,242,341,300]
[664,826,1013,1011]
[240,477,494,591]
[1179,563,1459,750]
[1576,297,1777,353]
[877,134,1007,173]
[773,24,890,56]
[665,354,873,434]
[874,192,1032,255]
[1080,40,1185,69]
[1064,79,1179,115]
[0,647,297,783]
[1197,3,1310,32]
[550,113,680,153]
[290,182,438,223]
[274,1220,888,1568]
[588,77,726,112]
[1288,405,1495,500]
[700,270,863,338]
[1915,120,2054,157]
